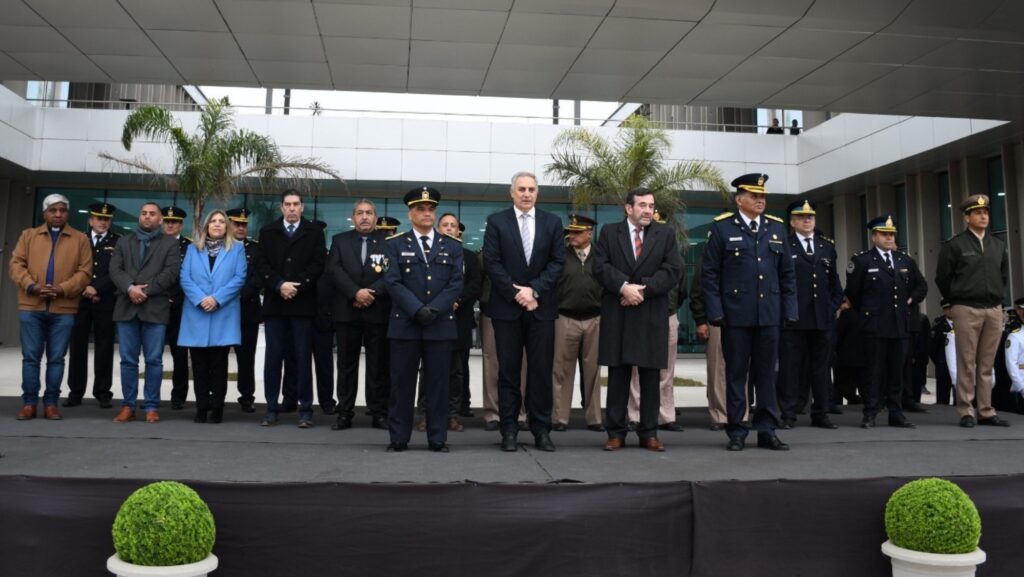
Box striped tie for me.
[634,228,642,258]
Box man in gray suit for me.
[108,202,182,423]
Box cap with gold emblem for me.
[786,199,816,216]
[867,215,897,233]
[960,194,990,214]
[404,186,440,207]
[161,206,186,221]
[941,299,952,310]
[225,208,251,224]
[565,214,597,232]
[731,173,769,195]
[376,216,400,231]
[88,202,117,218]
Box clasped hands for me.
[279,281,301,300]
[31,283,65,301]
[199,296,219,312]
[127,284,148,305]
[414,306,439,326]
[353,288,376,309]
[512,284,538,311]
[620,283,646,307]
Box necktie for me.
[634,228,643,258]
[804,237,813,255]
[360,237,368,265]
[287,223,295,237]
[520,213,532,264]
[420,235,431,260]
[94,234,100,248]
[749,219,757,233]
[884,252,893,270]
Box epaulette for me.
[713,212,734,221]
[854,249,870,256]
[442,233,463,244]
[765,214,784,223]
[1011,327,1022,334]
[820,235,835,244]
[386,232,404,240]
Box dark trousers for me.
[190,346,229,410]
[935,361,954,405]
[418,347,468,417]
[903,332,928,405]
[459,351,471,413]
[282,324,298,406]
[313,327,335,408]
[389,339,453,445]
[264,316,314,416]
[722,325,780,440]
[67,304,115,402]
[232,322,259,404]
[863,337,908,420]
[607,365,659,440]
[492,315,554,436]
[335,320,389,418]
[833,365,863,404]
[778,329,831,421]
[167,306,190,404]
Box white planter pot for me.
[882,540,985,577]
[107,553,218,577]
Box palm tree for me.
[99,97,342,231]
[545,115,729,231]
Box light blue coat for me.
[177,242,246,347]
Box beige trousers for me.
[552,315,602,426]
[950,304,1003,419]
[628,314,679,424]
[480,314,526,423]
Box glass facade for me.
[894,183,908,250]
[985,157,1011,307]
[938,172,952,241]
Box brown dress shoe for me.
[416,418,427,432]
[113,406,136,423]
[16,405,37,420]
[448,417,464,432]
[640,437,665,452]
[603,437,625,451]
[145,410,160,423]
[44,405,63,420]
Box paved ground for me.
[2,342,1023,484]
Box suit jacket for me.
[80,231,121,312]
[844,248,927,338]
[109,232,182,324]
[239,238,262,325]
[482,207,565,322]
[592,220,683,369]
[257,217,326,318]
[177,243,246,347]
[326,229,391,324]
[383,230,463,341]
[455,245,483,349]
[785,232,844,331]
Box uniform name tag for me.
[769,239,783,244]
[868,268,879,272]
[899,268,908,272]
[791,254,797,258]
[401,251,416,257]
[729,236,742,241]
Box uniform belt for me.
[559,309,599,321]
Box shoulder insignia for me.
[765,214,784,223]
[1012,327,1022,335]
[442,232,462,243]
[386,232,404,241]
[821,235,835,244]
[713,212,734,222]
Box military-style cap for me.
[404,186,440,207]
[867,215,897,233]
[961,194,990,214]
[1014,297,1024,309]
[653,210,667,224]
[376,216,400,231]
[162,206,186,221]
[787,199,816,216]
[225,208,251,223]
[565,214,597,232]
[89,202,117,218]
[731,173,769,194]
[941,299,952,309]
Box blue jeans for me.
[117,320,166,411]
[19,311,75,406]
[264,316,314,419]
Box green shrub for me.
[112,481,216,566]
[884,478,981,554]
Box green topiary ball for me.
[112,481,216,566]
[884,478,981,554]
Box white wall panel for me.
[356,148,402,180]
[356,117,402,149]
[311,117,358,149]
[402,119,447,150]
[446,121,490,152]
[401,150,446,182]
[445,151,490,183]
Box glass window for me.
[858,194,868,250]
[986,157,1007,236]
[895,183,908,250]
[938,172,952,241]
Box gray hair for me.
[510,171,538,188]
[42,193,70,211]
[352,198,377,215]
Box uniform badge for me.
[370,253,389,273]
[847,261,855,273]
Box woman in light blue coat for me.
[178,210,246,423]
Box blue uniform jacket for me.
[701,212,797,327]
[177,242,247,347]
[785,231,844,330]
[383,230,463,341]
[844,248,927,338]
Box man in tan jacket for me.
[9,193,92,420]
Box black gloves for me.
[414,306,439,326]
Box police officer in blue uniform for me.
[225,208,261,412]
[777,199,844,429]
[383,186,463,452]
[844,215,927,429]
[162,205,192,410]
[701,173,797,451]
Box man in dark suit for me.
[844,215,928,429]
[383,186,463,452]
[482,171,565,452]
[109,202,182,423]
[226,208,261,413]
[326,199,391,431]
[777,199,844,430]
[162,206,192,410]
[437,213,481,431]
[702,173,797,451]
[66,202,120,409]
[593,189,683,451]
[257,190,326,428]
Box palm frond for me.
[96,151,179,191]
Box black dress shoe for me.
[331,416,353,431]
[757,435,790,451]
[534,431,556,452]
[371,415,388,430]
[860,417,876,429]
[978,416,1011,427]
[586,424,606,432]
[726,438,744,451]
[780,418,795,430]
[239,401,255,413]
[959,415,976,428]
[386,442,408,452]
[828,406,844,415]
[62,398,82,407]
[428,443,450,453]
[811,418,839,430]
[171,401,184,410]
[552,423,568,432]
[484,420,500,431]
[710,422,724,431]
[903,402,929,414]
[208,409,223,424]
[500,432,518,452]
[658,422,685,432]
[889,418,916,429]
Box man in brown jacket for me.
[9,193,92,420]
